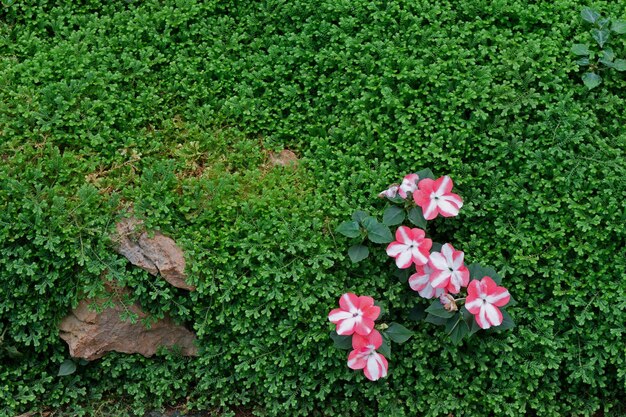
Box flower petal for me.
[328,309,353,323]
[395,249,413,269]
[395,226,412,244]
[486,287,510,307]
[336,316,358,335]
[430,269,451,288]
[364,352,388,381]
[354,317,375,336]
[339,293,359,312]
[434,175,453,195]
[386,242,409,257]
[437,198,460,217]
[429,252,449,271]
[484,303,503,326]
[347,349,367,370]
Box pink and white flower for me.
[428,243,470,294]
[398,173,419,198]
[386,226,432,269]
[413,175,463,220]
[378,184,399,199]
[328,293,381,336]
[409,264,446,299]
[378,173,419,199]
[465,277,510,329]
[348,329,388,381]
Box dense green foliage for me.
[1,0,625,416]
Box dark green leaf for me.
[5,346,22,358]
[415,168,435,180]
[385,322,414,344]
[365,221,393,244]
[425,314,448,326]
[352,210,369,223]
[408,303,426,321]
[78,359,89,366]
[407,206,427,229]
[348,244,369,263]
[507,294,517,308]
[382,205,405,226]
[329,331,353,350]
[611,19,626,34]
[425,300,455,318]
[431,242,443,253]
[576,57,590,66]
[613,59,626,71]
[462,307,482,336]
[591,29,610,48]
[581,7,600,24]
[379,333,391,358]
[600,47,615,62]
[596,17,610,29]
[336,221,361,238]
[571,43,590,56]
[58,359,77,376]
[446,314,470,345]
[582,72,602,89]
[467,264,501,284]
[394,268,411,284]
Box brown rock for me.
[59,290,197,360]
[268,149,298,168]
[114,217,195,291]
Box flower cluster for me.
[379,174,463,220]
[328,293,388,381]
[331,170,514,381]
[383,173,511,329]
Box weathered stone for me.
[115,217,195,291]
[268,149,298,168]
[59,287,197,361]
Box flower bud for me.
[440,293,458,312]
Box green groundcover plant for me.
[1,0,626,416]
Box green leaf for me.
[610,19,626,34]
[612,59,626,71]
[507,294,518,308]
[462,307,482,336]
[571,43,590,56]
[591,29,610,48]
[415,168,435,180]
[382,205,405,226]
[576,58,590,66]
[329,331,353,350]
[348,244,369,263]
[446,314,470,345]
[379,333,392,358]
[467,264,501,284]
[58,359,77,376]
[408,303,426,321]
[596,17,610,29]
[425,300,455,318]
[336,221,361,238]
[581,7,600,24]
[78,359,89,366]
[425,314,448,326]
[384,322,414,344]
[431,242,443,253]
[5,346,22,358]
[407,206,427,229]
[488,310,516,332]
[600,47,615,62]
[364,220,393,244]
[393,268,411,284]
[582,72,602,89]
[352,210,369,223]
